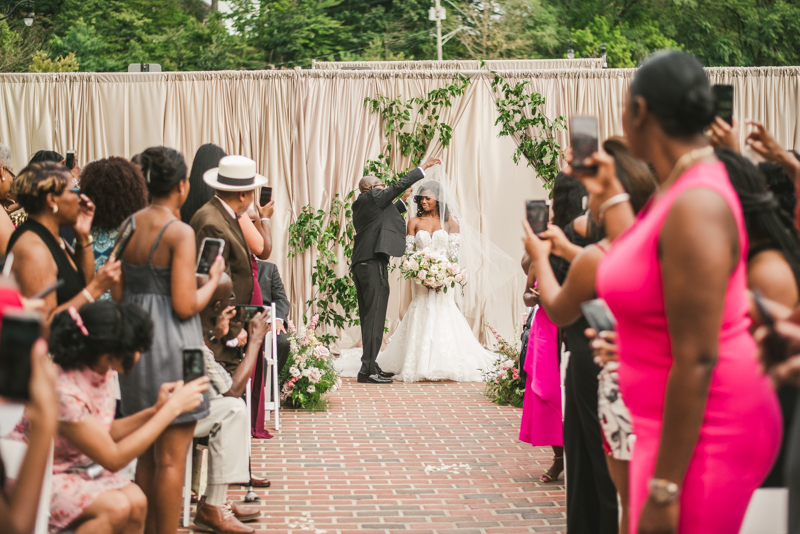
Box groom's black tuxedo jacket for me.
[351,167,425,266]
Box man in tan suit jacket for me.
[190,155,269,373]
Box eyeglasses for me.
[3,168,15,180]
[69,187,80,194]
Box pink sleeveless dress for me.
[596,162,781,534]
[519,305,563,446]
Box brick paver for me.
[189,378,566,533]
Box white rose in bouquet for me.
[302,368,312,377]
[307,385,316,393]
[312,345,330,359]
[309,368,322,384]
[289,366,301,377]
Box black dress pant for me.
[352,255,390,376]
[564,323,619,534]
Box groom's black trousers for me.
[352,255,390,376]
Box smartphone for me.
[526,200,549,235]
[570,116,599,174]
[67,461,103,480]
[182,347,206,383]
[0,309,42,401]
[196,238,224,275]
[233,305,266,323]
[110,216,136,260]
[65,150,75,170]
[712,84,734,126]
[259,186,272,207]
[581,298,617,334]
[31,279,64,300]
[753,291,788,365]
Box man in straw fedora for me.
[191,155,269,374]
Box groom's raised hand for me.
[421,157,442,170]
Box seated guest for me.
[0,143,16,254]
[7,162,121,324]
[256,261,291,376]
[200,273,272,491]
[11,301,210,534]
[190,155,268,374]
[79,157,148,289]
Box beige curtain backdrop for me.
[312,58,605,70]
[0,65,797,347]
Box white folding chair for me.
[739,488,788,534]
[0,438,54,534]
[262,302,280,431]
[181,447,192,527]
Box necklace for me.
[151,204,176,217]
[659,145,715,193]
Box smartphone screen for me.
[712,85,734,126]
[259,186,272,207]
[182,348,205,383]
[196,238,224,275]
[110,216,136,260]
[234,305,265,323]
[580,298,617,334]
[0,310,41,401]
[570,116,599,174]
[65,150,75,170]
[526,200,549,235]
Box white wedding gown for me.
[376,229,497,383]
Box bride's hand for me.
[522,219,552,263]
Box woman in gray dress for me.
[113,147,224,534]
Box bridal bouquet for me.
[279,314,341,411]
[482,323,525,408]
[399,250,467,293]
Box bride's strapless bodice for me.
[414,229,449,255]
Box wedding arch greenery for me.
[287,76,471,343]
[489,68,566,187]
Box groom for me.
[351,157,441,384]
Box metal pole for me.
[435,0,443,61]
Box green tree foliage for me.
[0,0,797,72]
[29,50,79,72]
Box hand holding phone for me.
[259,186,273,207]
[570,116,599,175]
[65,150,76,170]
[182,348,206,383]
[581,298,617,334]
[526,200,549,235]
[712,84,734,126]
[233,305,267,323]
[196,238,225,275]
[0,309,43,401]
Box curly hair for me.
[50,301,154,373]
[80,157,148,230]
[11,162,70,215]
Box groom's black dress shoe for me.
[357,372,393,384]
[376,369,394,379]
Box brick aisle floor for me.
[188,378,566,533]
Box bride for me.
[377,176,499,383]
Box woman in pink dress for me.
[589,51,781,533]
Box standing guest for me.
[79,157,148,276]
[588,50,781,534]
[11,302,209,534]
[526,139,656,534]
[0,143,16,254]
[256,260,291,377]
[181,144,225,225]
[113,146,225,534]
[240,205,274,261]
[519,172,586,484]
[28,150,81,245]
[190,155,268,374]
[7,162,121,323]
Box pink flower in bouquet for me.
[301,336,313,347]
[287,319,296,334]
[309,314,320,331]
[312,344,330,359]
[512,368,520,380]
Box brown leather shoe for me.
[194,501,255,534]
[237,475,270,488]
[228,501,260,522]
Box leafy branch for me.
[287,191,358,345]
[363,75,471,182]
[489,70,566,187]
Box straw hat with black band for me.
[203,155,268,191]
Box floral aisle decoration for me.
[279,314,342,411]
[399,249,467,293]
[482,323,525,408]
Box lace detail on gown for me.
[377,229,497,383]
